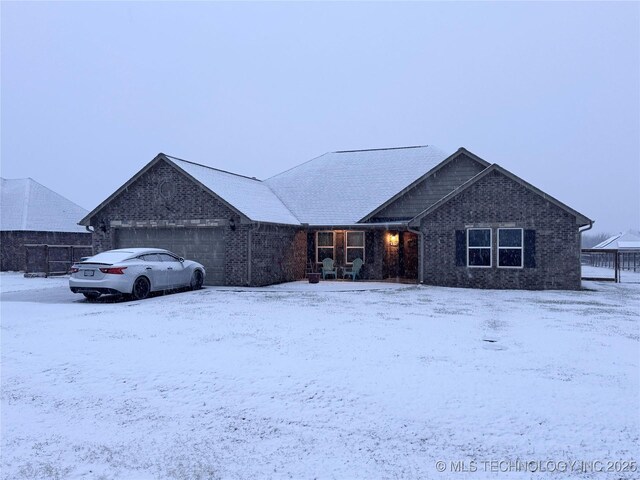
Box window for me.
[467,228,492,267]
[158,253,180,262]
[498,228,523,268]
[316,231,334,263]
[345,231,365,264]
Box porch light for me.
[388,233,399,246]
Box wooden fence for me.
[24,244,94,276]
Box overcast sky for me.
[2,1,638,234]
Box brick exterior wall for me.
[87,159,306,287]
[250,226,306,286]
[420,169,582,290]
[1,231,92,272]
[89,160,243,253]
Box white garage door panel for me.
[115,228,225,285]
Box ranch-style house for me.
[79,146,592,290]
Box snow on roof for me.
[1,178,88,233]
[264,146,450,225]
[167,157,301,225]
[593,231,640,250]
[618,241,640,250]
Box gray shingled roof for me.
[264,146,449,225]
[1,178,88,232]
[168,157,301,225]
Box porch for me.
[306,228,419,282]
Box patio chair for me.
[342,257,363,281]
[322,258,337,280]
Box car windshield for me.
[83,251,135,264]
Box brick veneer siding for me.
[1,231,91,272]
[249,226,306,286]
[420,169,582,290]
[89,160,243,252]
[87,159,306,287]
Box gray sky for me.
[2,1,638,234]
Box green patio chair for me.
[342,258,363,281]
[322,258,337,279]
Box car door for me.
[138,253,168,290]
[158,253,188,288]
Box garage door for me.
[115,228,225,285]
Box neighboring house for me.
[1,178,92,272]
[79,146,592,289]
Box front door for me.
[383,231,418,280]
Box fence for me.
[24,244,94,276]
[581,249,640,283]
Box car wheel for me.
[83,292,101,301]
[191,270,204,290]
[132,277,151,300]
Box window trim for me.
[497,227,524,269]
[315,231,335,264]
[344,231,365,265]
[467,228,492,268]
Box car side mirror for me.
[179,257,184,263]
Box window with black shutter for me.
[467,228,492,267]
[498,228,523,268]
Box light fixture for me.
[229,218,236,231]
[388,233,399,246]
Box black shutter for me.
[455,230,466,266]
[307,232,316,262]
[524,229,536,268]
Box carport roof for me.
[593,231,640,250]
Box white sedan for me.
[69,248,205,300]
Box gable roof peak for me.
[80,153,300,226]
[162,154,260,182]
[408,162,592,227]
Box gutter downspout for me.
[85,225,94,233]
[579,220,594,252]
[407,223,424,284]
[579,220,594,235]
[578,220,594,283]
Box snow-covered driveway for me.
[1,273,638,479]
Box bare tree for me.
[581,232,615,248]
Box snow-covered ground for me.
[582,264,640,283]
[1,273,638,479]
